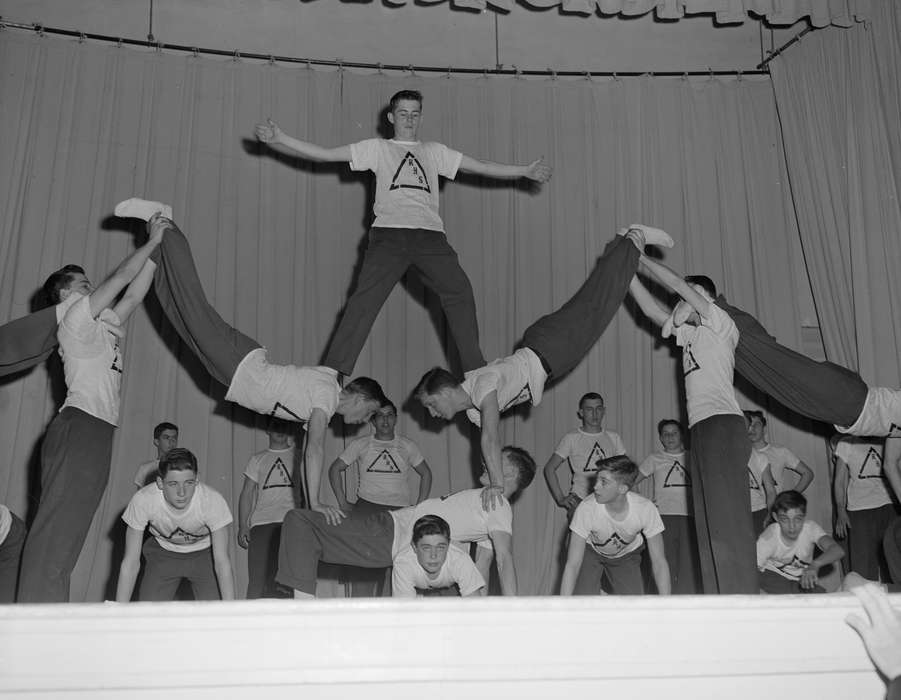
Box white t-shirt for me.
[350,139,462,232]
[225,348,339,423]
[390,490,513,559]
[757,520,827,581]
[0,505,11,546]
[244,447,298,526]
[835,438,893,511]
[672,304,742,427]
[755,444,800,492]
[838,386,901,437]
[555,429,627,498]
[748,450,770,512]
[391,545,485,597]
[57,294,123,426]
[133,459,160,489]
[638,450,690,516]
[461,348,548,428]
[570,492,665,559]
[339,434,424,507]
[122,482,233,553]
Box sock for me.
[114,198,173,221]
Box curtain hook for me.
[34,23,44,37]
[549,67,557,81]
[377,62,384,75]
[232,49,241,62]
[268,55,275,66]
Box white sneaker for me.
[114,198,173,221]
[628,223,674,249]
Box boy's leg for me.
[17,408,114,603]
[752,508,769,535]
[246,522,282,599]
[342,499,400,597]
[521,235,640,379]
[603,549,645,595]
[0,305,59,378]
[276,508,395,595]
[690,415,758,594]
[572,545,608,595]
[138,539,189,601]
[150,221,260,387]
[409,230,485,372]
[322,228,413,376]
[883,516,901,584]
[186,547,223,601]
[715,297,869,428]
[0,513,26,603]
[662,514,699,595]
[758,570,799,594]
[848,504,899,581]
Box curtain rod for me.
[0,19,769,78]
[756,25,814,69]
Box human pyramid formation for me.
[1,89,900,605]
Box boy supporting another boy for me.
[757,490,844,594]
[238,418,299,599]
[560,456,671,596]
[392,515,485,597]
[134,422,179,489]
[117,448,235,601]
[544,392,626,518]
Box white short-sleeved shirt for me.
[244,447,298,526]
[461,348,548,428]
[57,294,123,426]
[838,386,901,437]
[755,444,801,492]
[350,139,462,232]
[638,450,691,516]
[339,434,424,507]
[555,429,627,498]
[748,450,770,512]
[672,304,742,427]
[570,492,665,559]
[390,490,512,559]
[757,520,827,581]
[0,505,11,546]
[391,545,485,597]
[134,459,160,489]
[835,438,893,511]
[225,348,339,423]
[122,482,233,553]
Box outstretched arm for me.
[327,458,353,512]
[210,526,236,600]
[111,259,156,323]
[458,155,552,183]
[833,455,851,539]
[559,532,587,595]
[629,277,672,328]
[304,408,345,526]
[115,527,145,602]
[255,119,351,162]
[489,530,517,596]
[479,391,505,511]
[646,533,672,595]
[638,256,711,318]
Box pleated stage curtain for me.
[0,30,818,599]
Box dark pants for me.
[246,522,290,599]
[522,236,640,379]
[139,538,221,601]
[150,222,260,387]
[344,499,400,597]
[758,569,825,594]
[18,407,114,602]
[0,513,26,603]
[573,545,645,595]
[690,414,758,594]
[716,296,868,427]
[847,504,900,581]
[0,304,59,377]
[752,508,769,535]
[661,514,700,595]
[276,507,395,595]
[323,227,485,375]
[885,516,901,584]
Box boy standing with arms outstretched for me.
[254,90,551,377]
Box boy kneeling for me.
[117,448,235,601]
[756,490,844,594]
[560,456,671,595]
[392,515,486,597]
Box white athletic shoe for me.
[628,223,674,249]
[114,198,173,221]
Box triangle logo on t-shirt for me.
[164,527,205,546]
[501,384,532,412]
[262,457,294,490]
[663,460,690,488]
[389,151,431,193]
[595,532,628,552]
[366,449,402,473]
[748,468,761,491]
[888,423,901,438]
[269,402,303,423]
[858,447,884,480]
[775,554,808,575]
[683,345,700,377]
[581,442,608,472]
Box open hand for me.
[255,118,283,144]
[526,157,552,183]
[313,503,347,526]
[480,485,506,512]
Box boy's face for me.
[659,424,683,452]
[747,416,766,444]
[387,99,422,140]
[478,452,520,495]
[61,272,93,301]
[593,469,627,504]
[578,399,605,431]
[153,429,178,458]
[371,406,397,437]
[157,468,198,511]
[419,389,456,421]
[774,507,806,541]
[413,534,450,576]
[339,393,381,424]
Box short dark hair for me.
[772,490,807,515]
[345,376,387,405]
[502,445,537,494]
[153,422,178,440]
[743,410,767,427]
[389,90,423,111]
[267,417,294,436]
[596,455,639,488]
[412,514,451,544]
[414,367,460,398]
[377,399,397,415]
[657,419,683,437]
[684,275,717,299]
[578,392,604,409]
[158,447,198,477]
[41,264,85,307]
